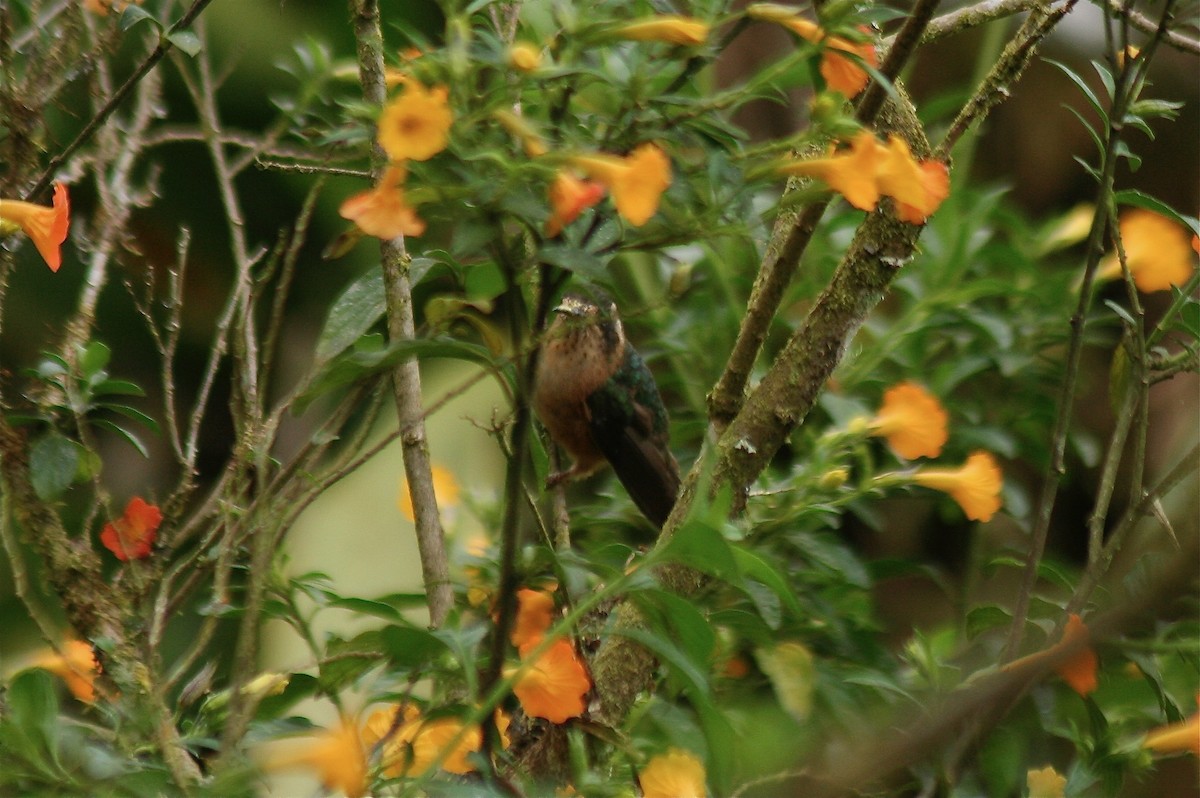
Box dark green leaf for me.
[966,604,1012,639]
[658,520,739,583]
[381,625,449,669]
[631,589,715,671]
[29,432,82,500]
[79,342,111,378]
[539,245,609,280]
[91,419,150,458]
[118,4,157,30]
[1113,191,1200,237]
[315,270,386,362]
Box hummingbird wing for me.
[585,346,681,527]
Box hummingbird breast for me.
[533,325,624,474]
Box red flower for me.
[100,497,162,561]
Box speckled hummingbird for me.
[532,293,681,527]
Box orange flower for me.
[82,0,142,15]
[893,160,950,224]
[777,133,948,222]
[1002,614,1098,698]
[511,588,556,647]
[268,716,368,798]
[377,78,452,162]
[100,496,162,561]
[776,131,883,211]
[364,705,509,777]
[1054,614,1098,696]
[508,42,543,72]
[397,463,459,522]
[569,143,671,227]
[512,638,591,723]
[546,172,606,237]
[612,15,710,46]
[639,748,708,798]
[868,381,949,459]
[339,165,426,239]
[746,4,877,96]
[1098,209,1196,292]
[35,640,99,703]
[912,451,1003,521]
[0,183,70,272]
[1143,695,1200,756]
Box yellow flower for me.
[339,165,425,239]
[868,381,949,459]
[1098,209,1196,292]
[398,463,460,522]
[639,748,707,798]
[776,131,883,211]
[570,143,671,226]
[269,717,368,798]
[1143,697,1200,756]
[34,640,99,703]
[512,638,591,723]
[364,705,509,777]
[494,109,548,157]
[508,42,543,72]
[511,588,556,647]
[377,78,452,162]
[777,133,949,222]
[746,5,877,97]
[913,451,1003,521]
[1026,765,1067,798]
[546,171,606,237]
[0,182,70,272]
[612,15,709,46]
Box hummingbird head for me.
[551,291,625,358]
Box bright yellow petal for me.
[869,381,948,459]
[639,748,707,798]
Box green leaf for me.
[631,589,716,673]
[29,432,82,500]
[101,404,161,435]
[1113,190,1200,238]
[380,625,450,669]
[316,270,386,362]
[79,341,111,379]
[329,597,404,622]
[91,419,150,458]
[119,4,157,30]
[167,30,202,57]
[539,245,609,280]
[658,520,739,583]
[299,335,497,411]
[7,669,60,766]
[320,631,385,691]
[1048,59,1108,123]
[731,548,803,619]
[966,604,1012,639]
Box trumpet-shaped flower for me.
[913,451,1003,521]
[868,381,949,459]
[612,16,709,46]
[776,133,948,223]
[1143,696,1200,756]
[378,78,452,162]
[100,496,163,561]
[0,183,70,272]
[1001,614,1098,697]
[1054,614,1099,696]
[268,716,368,798]
[511,588,556,647]
[546,171,606,237]
[1098,209,1196,292]
[340,166,426,240]
[570,144,671,227]
[397,462,459,522]
[746,4,878,96]
[639,748,708,798]
[512,638,591,723]
[35,640,99,703]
